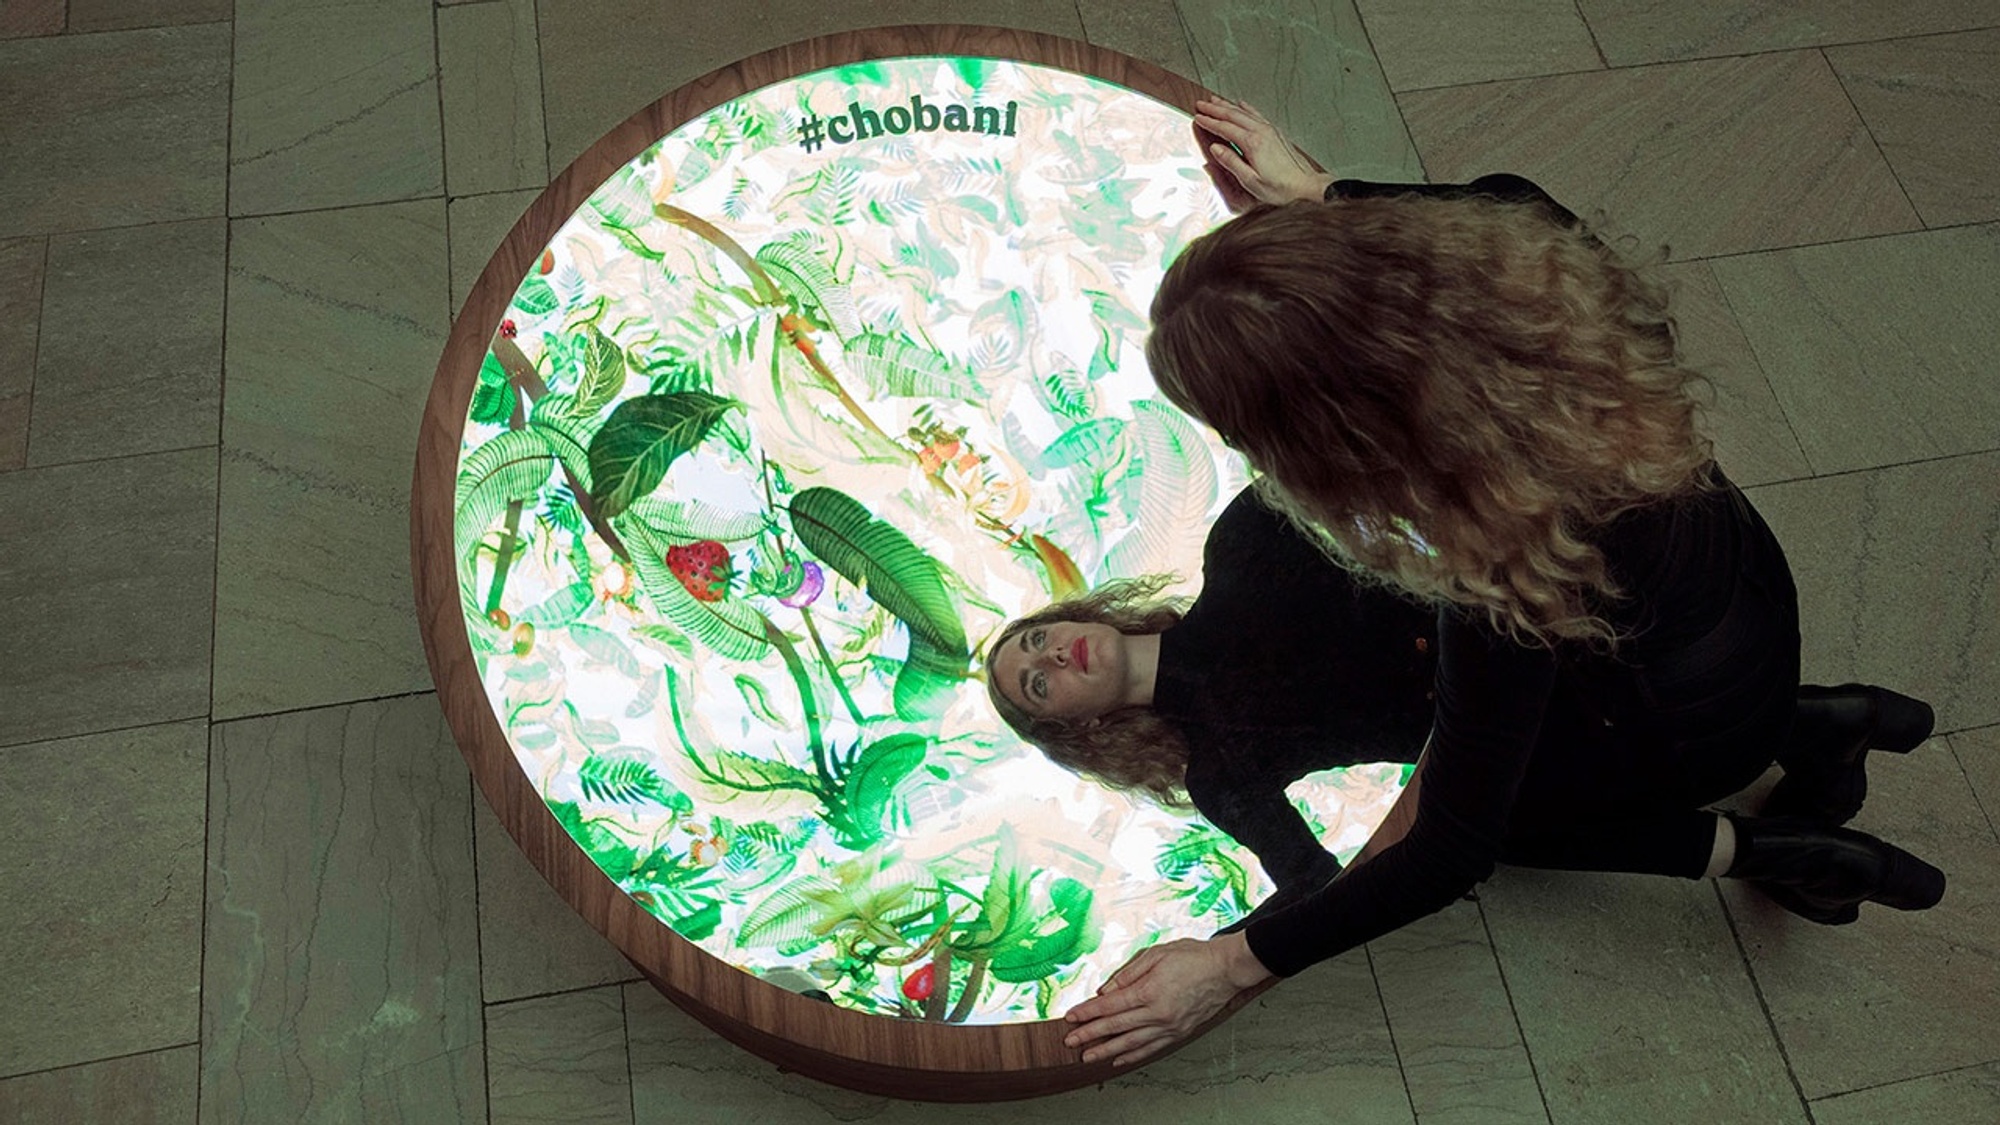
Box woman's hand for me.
[1062,931,1276,1067]
[1191,98,1337,212]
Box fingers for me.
[1063,1001,1154,1049]
[1099,946,1165,995]
[1084,1025,1179,1068]
[1205,142,1261,192]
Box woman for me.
[1030,98,1946,1068]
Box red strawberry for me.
[902,962,936,1002]
[664,540,731,602]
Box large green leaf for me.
[988,878,1098,983]
[469,378,514,425]
[699,747,817,795]
[454,429,557,617]
[586,391,739,519]
[893,633,966,722]
[617,517,771,661]
[527,394,595,494]
[512,275,558,317]
[786,487,967,658]
[570,325,630,417]
[625,495,766,542]
[739,874,841,949]
[838,733,929,845]
[520,580,593,629]
[841,332,978,401]
[1041,417,1127,471]
[756,237,861,341]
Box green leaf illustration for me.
[586,391,740,519]
[625,495,766,542]
[513,275,558,317]
[527,394,595,494]
[454,429,557,616]
[470,377,514,425]
[736,674,787,729]
[786,488,968,661]
[838,733,929,844]
[632,623,694,660]
[1104,401,1217,576]
[568,621,643,677]
[520,581,593,629]
[988,878,1099,984]
[841,332,978,401]
[570,325,630,418]
[893,632,965,722]
[756,237,862,341]
[579,755,692,811]
[672,899,723,941]
[1041,417,1128,471]
[700,747,817,795]
[588,166,653,230]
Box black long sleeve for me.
[1242,609,1558,976]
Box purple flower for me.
[778,561,825,608]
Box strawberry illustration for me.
[901,961,937,1002]
[665,540,731,602]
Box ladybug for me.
[664,540,731,602]
[499,318,518,339]
[901,961,937,1002]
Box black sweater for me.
[1182,177,1794,977]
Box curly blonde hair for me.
[1147,194,1713,646]
[984,576,1194,806]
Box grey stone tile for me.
[448,188,541,319]
[1575,0,2000,67]
[0,722,206,1076]
[29,219,224,466]
[0,24,229,238]
[1958,726,2000,838]
[1814,1061,2000,1125]
[229,0,444,215]
[626,948,1412,1122]
[1720,733,2000,1098]
[1480,870,1807,1125]
[0,0,64,38]
[1355,0,1603,91]
[1398,51,1919,260]
[67,0,228,33]
[0,449,215,748]
[1828,29,2000,228]
[1663,260,1812,488]
[1367,900,1547,1125]
[212,199,447,720]
[200,695,485,1123]
[1177,0,1423,183]
[486,988,632,1125]
[0,1045,197,1123]
[0,237,44,470]
[440,0,549,198]
[536,0,1087,173]
[475,799,637,1004]
[1077,0,1200,83]
[1749,453,2000,734]
[1711,224,2000,476]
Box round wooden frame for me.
[411,24,1276,1100]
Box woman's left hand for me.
[1062,932,1275,1067]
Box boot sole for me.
[1753,842,1946,923]
[1763,688,1936,825]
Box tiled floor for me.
[1,1,1995,1121]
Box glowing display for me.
[452,56,1406,1023]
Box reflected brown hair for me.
[983,576,1193,806]
[1148,195,1712,646]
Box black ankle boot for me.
[1725,815,1946,925]
[1763,685,1935,825]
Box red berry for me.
[499,319,518,339]
[901,962,936,1001]
[539,248,556,275]
[663,540,731,602]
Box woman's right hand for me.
[1191,98,1337,212]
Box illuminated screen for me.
[453,56,1408,1023]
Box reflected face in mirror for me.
[990,621,1136,725]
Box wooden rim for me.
[411,24,1258,1100]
